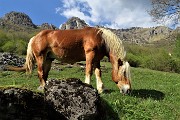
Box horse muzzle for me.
[120,84,131,95]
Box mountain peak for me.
[1,11,36,28]
[60,17,88,30]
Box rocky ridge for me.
[38,23,58,30]
[60,17,178,44]
[0,11,58,30]
[0,11,179,44]
[110,26,175,44]
[0,11,36,28]
[60,17,89,30]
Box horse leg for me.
[85,51,94,84]
[94,62,104,93]
[42,59,52,83]
[35,55,46,90]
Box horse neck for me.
[109,53,121,83]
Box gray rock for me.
[0,53,25,69]
[2,11,36,28]
[0,79,118,120]
[39,23,58,30]
[45,78,99,120]
[60,17,88,30]
[0,88,66,120]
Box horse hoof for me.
[37,86,44,91]
[98,87,110,94]
[98,89,103,94]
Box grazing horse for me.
[6,27,131,94]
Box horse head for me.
[116,61,131,94]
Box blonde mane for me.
[98,28,126,60]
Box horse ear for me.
[118,61,131,81]
[118,64,126,76]
[124,61,131,81]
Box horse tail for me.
[98,28,126,60]
[4,65,26,72]
[4,36,35,74]
[24,36,35,74]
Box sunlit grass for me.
[0,62,180,119]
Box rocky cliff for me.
[60,17,178,44]
[38,23,58,30]
[110,26,174,44]
[0,11,58,30]
[60,17,88,30]
[0,11,36,28]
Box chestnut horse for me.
[6,27,131,94]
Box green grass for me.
[0,62,180,120]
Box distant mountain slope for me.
[60,17,179,44]
[110,26,177,44]
[0,11,179,45]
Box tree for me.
[174,34,180,57]
[149,0,180,28]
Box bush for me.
[126,44,180,73]
[1,39,27,55]
[0,29,29,55]
[174,34,180,58]
[126,53,142,67]
[170,57,180,73]
[141,50,173,72]
[1,40,16,53]
[15,39,27,55]
[0,30,9,52]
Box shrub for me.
[1,40,16,53]
[141,50,173,72]
[0,30,9,52]
[170,57,180,73]
[15,39,27,55]
[125,44,180,73]
[174,34,180,58]
[126,53,142,67]
[1,39,27,55]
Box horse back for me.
[32,27,106,63]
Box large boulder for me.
[0,88,66,120]
[0,78,118,120]
[45,78,99,120]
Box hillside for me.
[59,16,179,45]
[0,11,179,45]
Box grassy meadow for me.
[0,62,180,120]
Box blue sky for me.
[0,0,66,27]
[0,0,171,29]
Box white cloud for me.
[56,0,159,29]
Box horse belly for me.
[50,47,86,64]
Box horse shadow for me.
[129,89,165,100]
[98,98,119,120]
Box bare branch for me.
[149,0,180,27]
